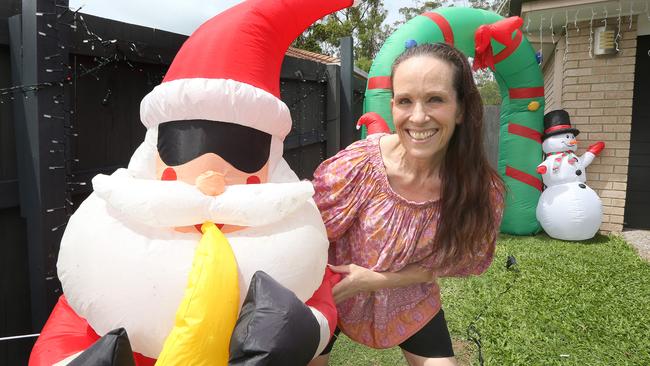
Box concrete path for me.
[621,229,650,261]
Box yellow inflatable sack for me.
[156,222,239,366]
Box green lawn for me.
[329,234,650,365]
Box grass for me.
[329,234,650,365]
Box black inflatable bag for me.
[229,271,320,366]
[69,328,135,366]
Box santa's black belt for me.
[157,119,271,173]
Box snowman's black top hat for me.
[543,109,580,140]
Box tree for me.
[293,0,390,72]
[393,1,443,27]
[467,0,500,11]
[393,0,499,27]
[292,0,504,76]
[477,79,503,105]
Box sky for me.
[68,0,422,36]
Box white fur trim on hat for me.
[140,78,292,139]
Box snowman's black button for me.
[579,183,586,189]
[576,170,582,176]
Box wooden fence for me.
[0,1,365,363]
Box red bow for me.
[473,16,523,71]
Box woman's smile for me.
[406,128,439,141]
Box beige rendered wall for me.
[543,49,558,111]
[551,17,638,233]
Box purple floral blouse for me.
[312,134,504,348]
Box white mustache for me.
[92,168,315,228]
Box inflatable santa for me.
[29,0,359,365]
[536,109,605,241]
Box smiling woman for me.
[363,7,545,236]
[309,43,505,366]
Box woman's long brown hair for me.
[391,43,506,268]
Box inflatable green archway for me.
[362,7,543,235]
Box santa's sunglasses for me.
[157,120,271,173]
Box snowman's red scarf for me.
[545,151,578,173]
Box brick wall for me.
[553,17,638,233]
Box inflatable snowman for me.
[536,109,605,241]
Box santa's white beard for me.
[91,168,316,228]
[57,157,328,359]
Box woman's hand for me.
[328,264,385,303]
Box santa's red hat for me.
[141,0,358,169]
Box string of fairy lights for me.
[40,2,80,233]
[523,1,649,65]
[11,6,226,228]
[0,1,166,234]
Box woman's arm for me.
[434,246,495,278]
[328,264,436,304]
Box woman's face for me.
[391,55,461,160]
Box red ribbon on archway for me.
[473,16,524,71]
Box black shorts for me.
[320,309,454,358]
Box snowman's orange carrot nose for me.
[568,139,577,145]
